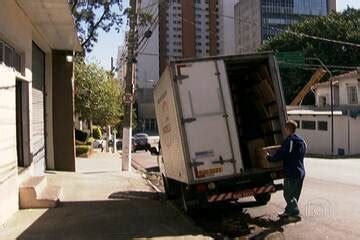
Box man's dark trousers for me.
[284,177,304,216]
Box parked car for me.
[115,138,135,150]
[133,133,151,152]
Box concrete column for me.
[52,50,75,171]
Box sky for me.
[87,0,360,70]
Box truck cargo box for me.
[154,53,286,186]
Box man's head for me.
[284,120,297,137]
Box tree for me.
[74,60,124,128]
[69,0,124,52]
[259,8,360,104]
[69,0,154,53]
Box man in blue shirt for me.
[267,120,307,222]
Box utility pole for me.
[122,0,137,171]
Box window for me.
[4,44,13,67]
[347,86,358,104]
[318,121,328,131]
[0,42,3,63]
[302,120,316,130]
[318,96,327,106]
[14,52,22,73]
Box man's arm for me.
[267,139,290,162]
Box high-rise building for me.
[235,0,337,54]
[218,0,237,55]
[159,0,224,74]
[132,0,237,133]
[116,45,127,82]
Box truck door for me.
[174,60,243,181]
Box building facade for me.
[0,0,81,224]
[159,0,224,75]
[235,0,336,53]
[314,70,360,107]
[287,70,360,156]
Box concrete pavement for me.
[0,151,209,240]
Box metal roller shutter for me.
[32,43,46,174]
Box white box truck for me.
[154,53,287,210]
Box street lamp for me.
[307,57,334,156]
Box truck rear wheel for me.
[254,193,271,205]
[163,176,180,199]
[180,184,196,212]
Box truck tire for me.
[254,193,271,205]
[163,176,180,199]
[180,185,191,212]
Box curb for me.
[131,159,147,173]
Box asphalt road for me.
[242,157,360,240]
[136,154,360,239]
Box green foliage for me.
[74,60,124,127]
[76,145,91,156]
[86,137,95,146]
[259,8,360,104]
[92,127,102,140]
[70,1,154,53]
[70,0,124,52]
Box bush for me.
[92,127,102,140]
[76,145,91,156]
[75,129,88,142]
[75,140,86,146]
[86,137,95,146]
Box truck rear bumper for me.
[207,183,283,203]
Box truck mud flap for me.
[207,184,280,203]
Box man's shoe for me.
[278,212,288,218]
[285,215,302,223]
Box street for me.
[134,152,360,239]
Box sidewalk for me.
[0,151,209,240]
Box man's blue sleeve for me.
[267,139,290,162]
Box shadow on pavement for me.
[189,201,292,240]
[17,193,203,240]
[109,190,165,200]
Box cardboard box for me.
[256,145,283,168]
[246,138,266,168]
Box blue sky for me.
[87,0,360,70]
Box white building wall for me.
[338,78,360,105]
[289,113,360,156]
[0,0,55,223]
[349,117,360,155]
[0,0,33,223]
[315,86,330,106]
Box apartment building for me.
[235,0,336,53]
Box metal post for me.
[307,58,334,156]
[113,131,116,153]
[122,0,138,171]
[106,125,110,152]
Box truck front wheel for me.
[254,193,271,205]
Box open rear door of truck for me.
[172,60,243,183]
